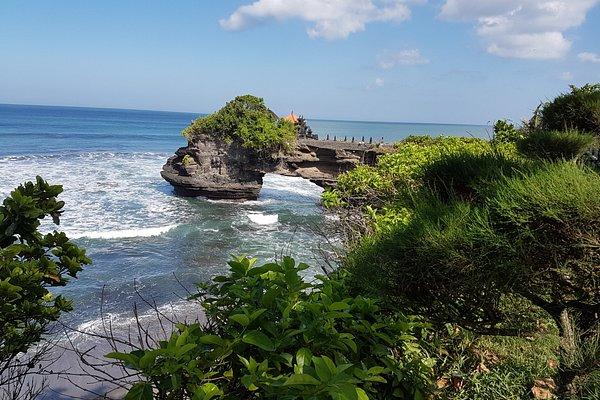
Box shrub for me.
[539,84,600,135]
[331,135,492,207]
[321,189,345,208]
[345,162,600,334]
[182,95,296,156]
[421,151,526,202]
[0,177,90,390]
[517,129,595,161]
[345,195,499,331]
[109,256,435,400]
[492,120,525,144]
[181,154,195,166]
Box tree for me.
[0,177,90,397]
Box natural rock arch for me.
[161,136,388,200]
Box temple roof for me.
[282,112,299,124]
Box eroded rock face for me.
[161,136,389,200]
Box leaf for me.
[176,328,190,347]
[199,383,222,400]
[262,288,279,306]
[312,357,333,382]
[329,301,350,311]
[242,330,275,351]
[532,378,556,399]
[338,383,360,400]
[199,335,224,346]
[229,314,250,327]
[356,388,369,400]
[367,366,385,375]
[249,308,267,321]
[124,382,153,400]
[282,373,321,386]
[436,378,449,389]
[139,352,157,370]
[321,355,337,374]
[296,348,312,368]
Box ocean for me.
[0,104,489,397]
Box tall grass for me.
[517,129,595,161]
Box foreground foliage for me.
[182,95,296,156]
[110,256,434,399]
[0,177,90,391]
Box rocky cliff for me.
[161,136,389,200]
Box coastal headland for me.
[161,136,391,200]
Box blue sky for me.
[1,0,599,124]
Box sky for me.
[1,0,599,124]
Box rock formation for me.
[161,136,389,200]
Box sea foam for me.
[247,212,278,225]
[68,224,179,240]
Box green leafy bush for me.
[517,129,595,161]
[110,256,434,400]
[324,135,515,236]
[492,120,525,144]
[181,154,195,166]
[0,177,90,383]
[329,136,496,207]
[539,84,600,134]
[182,95,296,156]
[321,189,345,209]
[346,162,600,334]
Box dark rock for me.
[161,136,391,200]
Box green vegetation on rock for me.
[182,95,296,156]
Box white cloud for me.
[578,52,600,63]
[439,0,600,59]
[559,71,573,81]
[220,0,412,40]
[366,77,385,90]
[378,49,429,68]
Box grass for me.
[517,129,595,161]
[421,151,526,202]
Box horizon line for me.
[0,102,491,128]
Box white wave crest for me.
[68,225,179,240]
[247,212,278,225]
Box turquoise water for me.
[0,104,488,397]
